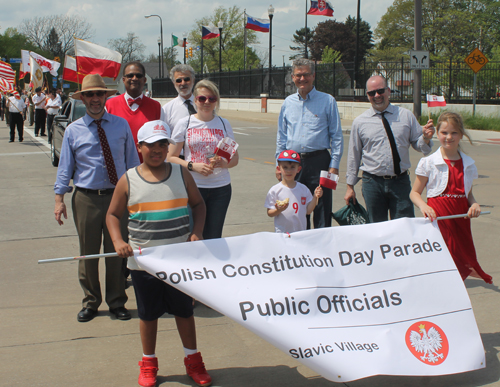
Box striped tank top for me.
[126,163,190,270]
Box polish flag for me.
[29,52,61,77]
[62,55,86,84]
[319,171,339,190]
[19,50,31,79]
[215,137,239,161]
[426,95,446,107]
[74,38,122,80]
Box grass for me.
[418,111,500,131]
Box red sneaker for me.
[184,352,212,386]
[138,357,158,387]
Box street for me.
[0,110,499,387]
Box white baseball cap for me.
[137,120,176,144]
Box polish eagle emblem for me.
[406,321,449,365]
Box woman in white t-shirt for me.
[168,79,239,239]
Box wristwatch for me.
[187,161,193,171]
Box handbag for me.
[332,199,370,226]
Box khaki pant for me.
[72,189,128,310]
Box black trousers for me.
[47,114,56,142]
[9,112,24,141]
[34,109,46,135]
[296,149,332,229]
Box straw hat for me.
[72,74,117,99]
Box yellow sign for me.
[465,48,488,73]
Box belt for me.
[76,187,115,196]
[299,149,328,159]
[363,170,408,180]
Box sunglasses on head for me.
[196,96,218,103]
[175,77,191,83]
[124,73,144,79]
[83,91,106,97]
[367,87,387,97]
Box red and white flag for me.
[20,50,31,79]
[319,171,339,190]
[62,55,86,84]
[0,77,17,97]
[74,38,122,80]
[0,60,16,83]
[215,137,239,161]
[29,52,60,77]
[426,95,446,107]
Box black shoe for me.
[9,140,14,143]
[40,133,47,136]
[19,139,23,142]
[109,307,131,320]
[77,307,98,322]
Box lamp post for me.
[157,37,161,79]
[218,21,224,72]
[268,5,274,95]
[183,32,187,65]
[145,15,163,78]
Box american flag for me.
[0,60,16,83]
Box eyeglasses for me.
[293,73,312,79]
[83,91,106,98]
[175,77,191,83]
[367,88,387,97]
[124,73,144,79]
[196,96,218,103]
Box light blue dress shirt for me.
[276,87,343,169]
[54,111,140,195]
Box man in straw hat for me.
[54,74,140,323]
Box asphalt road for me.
[0,112,499,387]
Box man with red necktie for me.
[54,74,140,323]
[106,61,164,161]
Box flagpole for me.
[436,211,490,221]
[244,10,247,70]
[201,27,204,77]
[304,0,308,59]
[74,37,81,90]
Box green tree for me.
[163,47,180,72]
[0,27,38,60]
[186,6,261,72]
[310,20,356,63]
[321,46,342,63]
[289,27,313,60]
[345,16,374,61]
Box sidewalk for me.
[0,116,499,387]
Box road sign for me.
[465,48,488,73]
[409,50,429,69]
[9,58,22,63]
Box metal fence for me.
[153,59,500,104]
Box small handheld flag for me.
[426,94,446,107]
[319,171,339,190]
[215,137,239,161]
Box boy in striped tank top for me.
[106,120,211,387]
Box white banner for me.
[135,218,485,382]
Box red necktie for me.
[128,97,142,106]
[94,119,118,185]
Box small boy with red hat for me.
[265,150,323,233]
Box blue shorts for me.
[131,270,194,321]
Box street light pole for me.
[145,15,163,78]
[183,32,187,65]
[218,21,224,72]
[157,38,161,79]
[268,5,274,95]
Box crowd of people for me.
[34,58,491,387]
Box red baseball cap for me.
[277,150,301,163]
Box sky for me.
[1,0,395,67]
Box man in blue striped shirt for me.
[276,58,343,228]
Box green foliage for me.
[321,46,342,63]
[186,6,261,72]
[0,27,37,59]
[345,16,374,60]
[311,20,356,62]
[289,27,313,60]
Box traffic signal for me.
[185,50,189,59]
[189,47,193,58]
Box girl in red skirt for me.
[410,112,492,284]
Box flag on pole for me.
[426,95,447,107]
[202,25,220,40]
[172,35,186,47]
[19,50,31,79]
[245,15,270,33]
[0,77,17,97]
[29,54,44,90]
[0,60,16,83]
[307,0,334,16]
[29,52,60,77]
[319,171,339,190]
[62,55,85,84]
[215,137,239,161]
[74,38,122,80]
